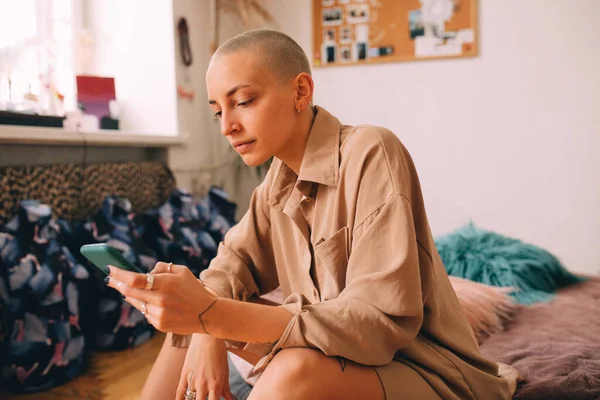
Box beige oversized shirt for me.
[195,107,510,399]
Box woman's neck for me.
[277,106,317,175]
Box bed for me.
[481,277,600,400]
[226,278,600,400]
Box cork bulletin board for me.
[313,0,478,67]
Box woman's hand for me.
[105,262,216,335]
[176,334,234,400]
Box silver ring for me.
[167,262,173,273]
[140,302,147,316]
[145,273,154,290]
[184,387,196,399]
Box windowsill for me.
[0,124,186,147]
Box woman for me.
[106,30,511,400]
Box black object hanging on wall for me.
[177,17,193,67]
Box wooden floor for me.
[1,332,165,400]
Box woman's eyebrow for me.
[208,84,251,104]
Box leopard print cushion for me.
[79,162,175,219]
[0,162,175,224]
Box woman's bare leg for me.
[141,336,384,400]
[248,348,385,400]
[140,333,188,400]
[140,335,263,400]
[140,295,275,399]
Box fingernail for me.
[104,276,110,285]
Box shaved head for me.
[212,29,311,83]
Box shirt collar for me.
[297,106,341,187]
[267,106,342,210]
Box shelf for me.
[0,125,186,147]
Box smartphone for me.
[80,243,143,275]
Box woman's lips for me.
[233,140,255,154]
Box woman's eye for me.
[237,99,253,107]
[213,111,222,119]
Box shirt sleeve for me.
[253,193,431,370]
[171,171,279,347]
[199,176,279,301]
[172,174,279,348]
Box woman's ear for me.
[294,72,314,110]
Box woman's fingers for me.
[106,266,148,288]
[151,261,189,275]
[106,278,162,304]
[124,296,142,311]
[123,297,154,315]
[220,366,234,400]
[123,296,170,331]
[208,388,221,400]
[107,263,183,292]
[222,385,235,400]
[192,375,209,400]
[175,373,188,400]
[196,387,209,400]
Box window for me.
[0,0,178,135]
[0,0,80,114]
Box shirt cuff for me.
[199,244,259,301]
[250,293,310,375]
[171,333,192,348]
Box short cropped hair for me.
[213,29,311,83]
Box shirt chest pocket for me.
[313,226,350,301]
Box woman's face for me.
[206,50,299,167]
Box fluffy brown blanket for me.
[481,278,600,400]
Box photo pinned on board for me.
[409,9,425,39]
[351,24,369,62]
[339,26,352,44]
[339,46,352,63]
[368,45,395,58]
[354,42,368,61]
[322,0,334,6]
[338,0,350,4]
[322,7,343,26]
[323,28,337,43]
[347,3,370,24]
[321,42,337,64]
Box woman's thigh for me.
[247,348,385,400]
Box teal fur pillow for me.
[435,223,586,305]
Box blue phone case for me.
[80,243,143,275]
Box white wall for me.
[269,0,600,275]
[170,0,272,219]
[84,0,178,135]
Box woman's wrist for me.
[199,297,232,338]
[197,298,219,335]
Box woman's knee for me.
[249,348,323,399]
[265,348,322,383]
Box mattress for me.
[228,278,600,400]
[481,278,600,400]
